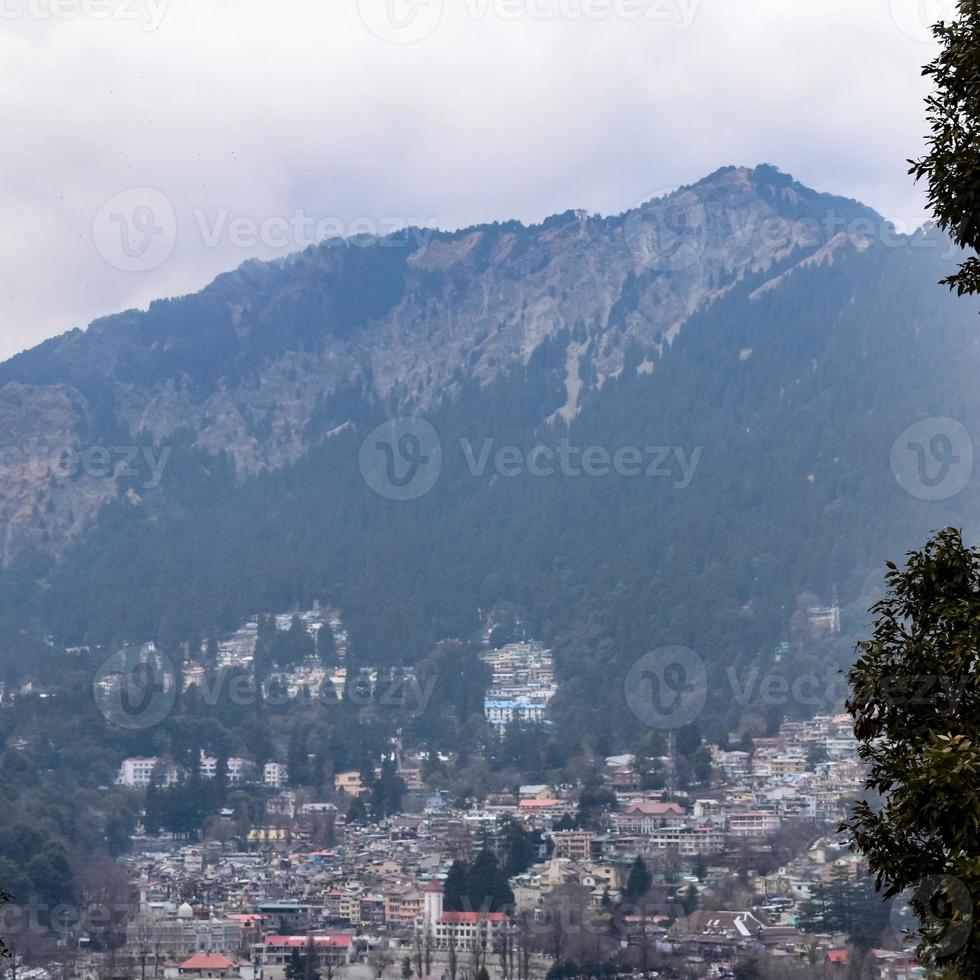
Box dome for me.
[177,902,194,920]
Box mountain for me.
[2,163,978,746]
[0,164,877,558]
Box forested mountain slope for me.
[1,164,977,747]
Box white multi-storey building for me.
[482,641,557,726]
[264,762,289,788]
[727,811,782,837]
[118,754,257,787]
[198,753,254,785]
[643,826,726,856]
[419,880,508,952]
[117,757,179,787]
[484,697,548,726]
[252,934,352,979]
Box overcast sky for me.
[0,0,954,361]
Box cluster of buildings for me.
[116,758,423,800]
[100,698,921,980]
[481,641,557,726]
[709,714,866,826]
[94,707,923,980]
[31,609,923,979]
[212,605,348,671]
[104,808,533,980]
[175,606,421,724]
[117,754,289,791]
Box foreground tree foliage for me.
[910,0,980,297]
[0,886,9,958]
[843,528,980,974]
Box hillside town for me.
[1,607,922,980]
[94,707,920,980]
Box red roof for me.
[178,954,235,971]
[425,879,444,893]
[265,935,352,948]
[439,912,508,923]
[825,949,848,964]
[621,801,686,816]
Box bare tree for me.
[446,925,458,980]
[368,948,394,980]
[541,884,593,965]
[321,957,347,980]
[412,930,424,979]
[467,919,489,976]
[493,922,512,980]
[411,924,433,978]
[514,914,533,980]
[76,854,131,952]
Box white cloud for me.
[0,0,943,360]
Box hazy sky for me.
[0,0,954,361]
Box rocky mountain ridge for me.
[0,164,884,560]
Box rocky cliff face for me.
[0,165,881,561]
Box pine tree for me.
[303,936,321,980]
[318,623,338,665]
[214,753,229,806]
[679,883,699,916]
[346,797,367,824]
[444,860,468,912]
[285,948,304,980]
[287,728,311,787]
[625,856,651,904]
[144,778,162,835]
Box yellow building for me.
[247,827,290,843]
[334,770,365,795]
[339,893,362,924]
